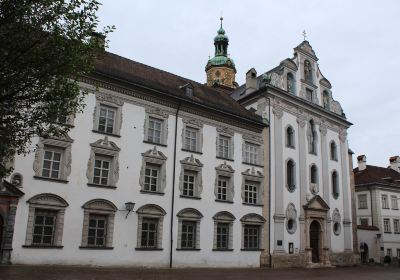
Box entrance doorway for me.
[360,242,369,263]
[310,220,320,263]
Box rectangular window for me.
[144,164,159,192]
[387,248,392,257]
[394,219,400,233]
[360,218,369,226]
[218,136,230,159]
[306,88,313,102]
[382,195,389,209]
[391,196,398,210]
[42,149,62,179]
[87,214,107,247]
[244,143,259,165]
[216,223,229,250]
[182,171,196,197]
[98,106,116,134]
[358,194,368,209]
[32,209,57,246]
[244,182,258,204]
[181,221,196,249]
[93,155,111,185]
[384,218,391,233]
[244,225,260,249]
[147,117,162,144]
[397,249,400,258]
[141,218,158,248]
[217,176,229,201]
[184,127,198,151]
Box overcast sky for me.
[97,0,400,168]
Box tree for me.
[0,0,114,176]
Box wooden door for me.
[310,221,320,263]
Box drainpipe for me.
[169,102,181,268]
[368,187,374,226]
[266,96,272,267]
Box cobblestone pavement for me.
[0,265,399,280]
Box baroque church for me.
[0,19,358,268]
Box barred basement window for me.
[243,225,260,249]
[181,221,196,249]
[87,214,107,247]
[32,210,57,246]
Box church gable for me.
[303,195,330,211]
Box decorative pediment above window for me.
[82,199,117,212]
[96,93,124,106]
[280,58,298,71]
[180,154,203,168]
[182,117,203,129]
[319,77,332,89]
[176,208,203,219]
[303,195,329,211]
[240,213,266,224]
[27,193,68,208]
[90,136,120,152]
[215,162,234,174]
[213,211,236,222]
[242,167,263,179]
[243,133,263,145]
[136,204,166,216]
[216,127,234,136]
[145,106,169,119]
[142,146,167,161]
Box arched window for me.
[286,126,295,148]
[304,60,312,83]
[323,90,330,109]
[286,160,296,192]
[310,165,318,184]
[330,141,337,161]
[287,73,295,94]
[308,120,317,154]
[332,171,339,199]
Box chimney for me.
[246,68,258,94]
[389,156,400,172]
[357,155,367,171]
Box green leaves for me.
[0,0,114,176]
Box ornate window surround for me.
[23,193,68,248]
[241,167,264,206]
[240,213,265,251]
[332,208,342,236]
[33,136,73,183]
[139,146,167,195]
[92,93,124,137]
[176,208,203,250]
[286,158,296,193]
[79,199,117,249]
[181,117,204,154]
[86,137,120,189]
[179,155,203,199]
[216,127,234,160]
[212,211,235,251]
[286,203,298,234]
[242,133,263,167]
[331,170,339,199]
[214,162,235,203]
[309,164,319,195]
[135,204,166,250]
[143,106,169,146]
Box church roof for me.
[92,52,263,126]
[354,165,400,187]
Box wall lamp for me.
[124,202,135,218]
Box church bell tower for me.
[205,18,237,88]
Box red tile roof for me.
[353,165,400,186]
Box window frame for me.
[358,194,368,209]
[382,195,389,209]
[181,118,203,153]
[143,107,169,146]
[179,155,203,199]
[136,204,166,250]
[391,196,398,210]
[331,170,339,199]
[176,208,203,250]
[285,126,295,148]
[214,162,235,203]
[330,141,338,161]
[393,219,400,234]
[383,218,391,233]
[286,159,296,192]
[241,168,264,206]
[139,147,167,195]
[92,93,123,137]
[240,213,265,251]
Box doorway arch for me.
[310,220,321,263]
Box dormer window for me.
[180,83,194,99]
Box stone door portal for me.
[310,220,320,263]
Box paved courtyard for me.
[0,265,399,280]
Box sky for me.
[97,0,400,168]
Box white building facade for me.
[3,52,269,267]
[231,40,358,267]
[355,155,400,263]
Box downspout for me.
[368,187,374,226]
[266,96,272,267]
[169,102,181,268]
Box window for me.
[286,203,298,234]
[287,72,295,94]
[307,120,317,154]
[182,118,203,153]
[358,194,368,209]
[384,218,391,233]
[87,214,107,247]
[332,171,339,199]
[179,156,203,199]
[310,164,318,184]
[177,208,203,250]
[286,159,296,192]
[32,210,57,246]
[360,218,369,226]
[286,126,295,148]
[240,213,265,250]
[184,127,198,151]
[33,136,73,182]
[98,105,116,134]
[87,137,120,188]
[93,155,111,186]
[391,196,398,210]
[394,219,400,233]
[24,194,68,247]
[136,204,166,250]
[93,93,123,136]
[387,248,392,257]
[382,195,389,209]
[397,249,400,258]
[139,147,167,194]
[147,117,163,144]
[218,135,231,159]
[330,141,337,161]
[242,168,264,206]
[306,88,313,102]
[212,211,235,251]
[214,162,235,202]
[80,199,117,249]
[244,142,260,165]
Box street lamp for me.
[125,202,135,218]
